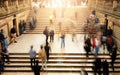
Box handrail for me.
[0,6,30,20]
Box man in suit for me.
[33,60,41,75]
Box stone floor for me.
[8,34,85,53]
[2,34,116,75]
[8,34,107,53]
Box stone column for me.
[4,0,9,11]
[113,0,118,10]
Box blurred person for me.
[29,45,36,70]
[92,58,102,75]
[38,45,47,70]
[1,29,8,50]
[84,37,91,57]
[94,35,101,57]
[110,44,117,71]
[60,31,65,48]
[102,59,109,75]
[49,28,54,42]
[44,42,51,61]
[43,26,49,43]
[10,26,17,43]
[33,60,41,75]
[1,46,10,64]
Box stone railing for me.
[0,5,30,18]
[91,4,120,19]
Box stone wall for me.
[0,10,30,44]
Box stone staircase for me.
[25,8,90,34]
[3,53,120,75]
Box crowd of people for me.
[0,26,19,74]
[83,11,117,75]
[29,41,51,75]
[19,20,26,35]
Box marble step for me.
[3,68,120,73]
[10,53,117,55]
[4,63,120,67]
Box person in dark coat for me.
[84,37,91,57]
[0,55,4,74]
[102,59,109,75]
[0,30,4,42]
[104,14,108,36]
[49,29,54,42]
[1,44,10,64]
[110,44,117,71]
[33,60,41,75]
[43,26,49,42]
[106,36,114,54]
[44,42,51,61]
[92,58,102,75]
[107,27,113,36]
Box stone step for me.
[3,68,120,73]
[5,64,120,68]
[4,67,116,71]
[3,53,120,74]
[10,53,118,55]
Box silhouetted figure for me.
[102,60,109,75]
[33,60,41,75]
[92,58,102,75]
[19,20,23,35]
[0,55,4,74]
[104,14,108,36]
[84,37,91,57]
[49,29,54,42]
[1,46,10,64]
[107,27,113,36]
[110,44,117,71]
[43,26,49,42]
[44,42,51,61]
[23,20,26,32]
[106,36,114,54]
[0,30,5,42]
